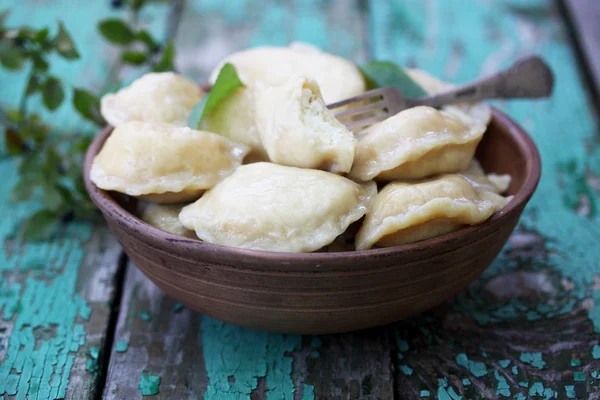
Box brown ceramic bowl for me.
[84,109,541,334]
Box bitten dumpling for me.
[208,44,365,103]
[355,175,511,250]
[255,77,357,173]
[458,159,512,194]
[179,163,377,252]
[90,121,249,203]
[138,201,196,238]
[349,106,485,181]
[200,87,266,161]
[405,68,492,127]
[101,72,204,127]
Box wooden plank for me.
[368,0,600,398]
[0,1,168,399]
[563,0,600,96]
[102,1,395,399]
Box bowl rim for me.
[84,108,541,266]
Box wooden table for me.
[1,0,600,399]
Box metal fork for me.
[328,55,554,131]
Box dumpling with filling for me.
[458,159,512,194]
[355,175,511,250]
[101,72,204,127]
[179,163,376,252]
[255,77,357,173]
[200,87,266,161]
[138,201,196,238]
[90,121,249,203]
[349,106,485,181]
[405,68,492,127]
[209,43,365,103]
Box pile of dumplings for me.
[91,42,512,253]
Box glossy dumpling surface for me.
[405,68,492,127]
[208,44,365,103]
[90,121,249,203]
[101,72,204,127]
[255,77,357,173]
[138,201,196,238]
[179,163,377,252]
[349,106,485,181]
[458,159,512,194]
[356,175,511,250]
[200,87,267,161]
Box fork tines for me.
[327,87,399,131]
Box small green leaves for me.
[152,41,174,72]
[188,63,244,128]
[359,61,427,98]
[0,41,25,69]
[22,210,59,241]
[98,19,135,45]
[73,88,105,126]
[25,75,40,95]
[42,76,64,110]
[137,29,158,52]
[122,50,147,65]
[54,22,79,59]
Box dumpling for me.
[458,159,512,194]
[101,72,204,127]
[138,201,196,238]
[200,87,267,161]
[355,175,511,250]
[349,106,485,181]
[254,77,357,173]
[405,68,492,127]
[209,43,365,103]
[90,121,249,203]
[179,163,376,252]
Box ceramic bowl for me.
[84,109,541,334]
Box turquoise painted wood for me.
[2,0,600,399]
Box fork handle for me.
[406,56,554,108]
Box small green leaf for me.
[137,29,158,51]
[42,77,64,111]
[10,179,35,203]
[42,183,64,211]
[0,41,25,70]
[98,19,135,45]
[54,22,79,59]
[17,27,36,41]
[25,75,40,95]
[152,41,175,72]
[31,53,49,71]
[122,50,148,65]
[73,88,105,126]
[35,27,49,43]
[359,61,427,98]
[21,210,59,241]
[188,63,244,128]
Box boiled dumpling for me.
[138,201,196,238]
[255,77,357,173]
[209,43,365,103]
[179,163,376,252]
[405,68,492,127]
[200,87,267,161]
[349,106,485,181]
[101,72,204,127]
[458,159,511,194]
[90,121,249,203]
[355,175,511,250]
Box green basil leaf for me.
[17,27,36,41]
[21,209,59,241]
[137,29,158,51]
[359,61,427,98]
[98,19,135,45]
[188,63,244,128]
[42,76,64,110]
[25,75,40,95]
[122,50,148,65]
[54,22,79,60]
[31,53,49,72]
[0,41,25,70]
[73,88,106,126]
[152,41,175,72]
